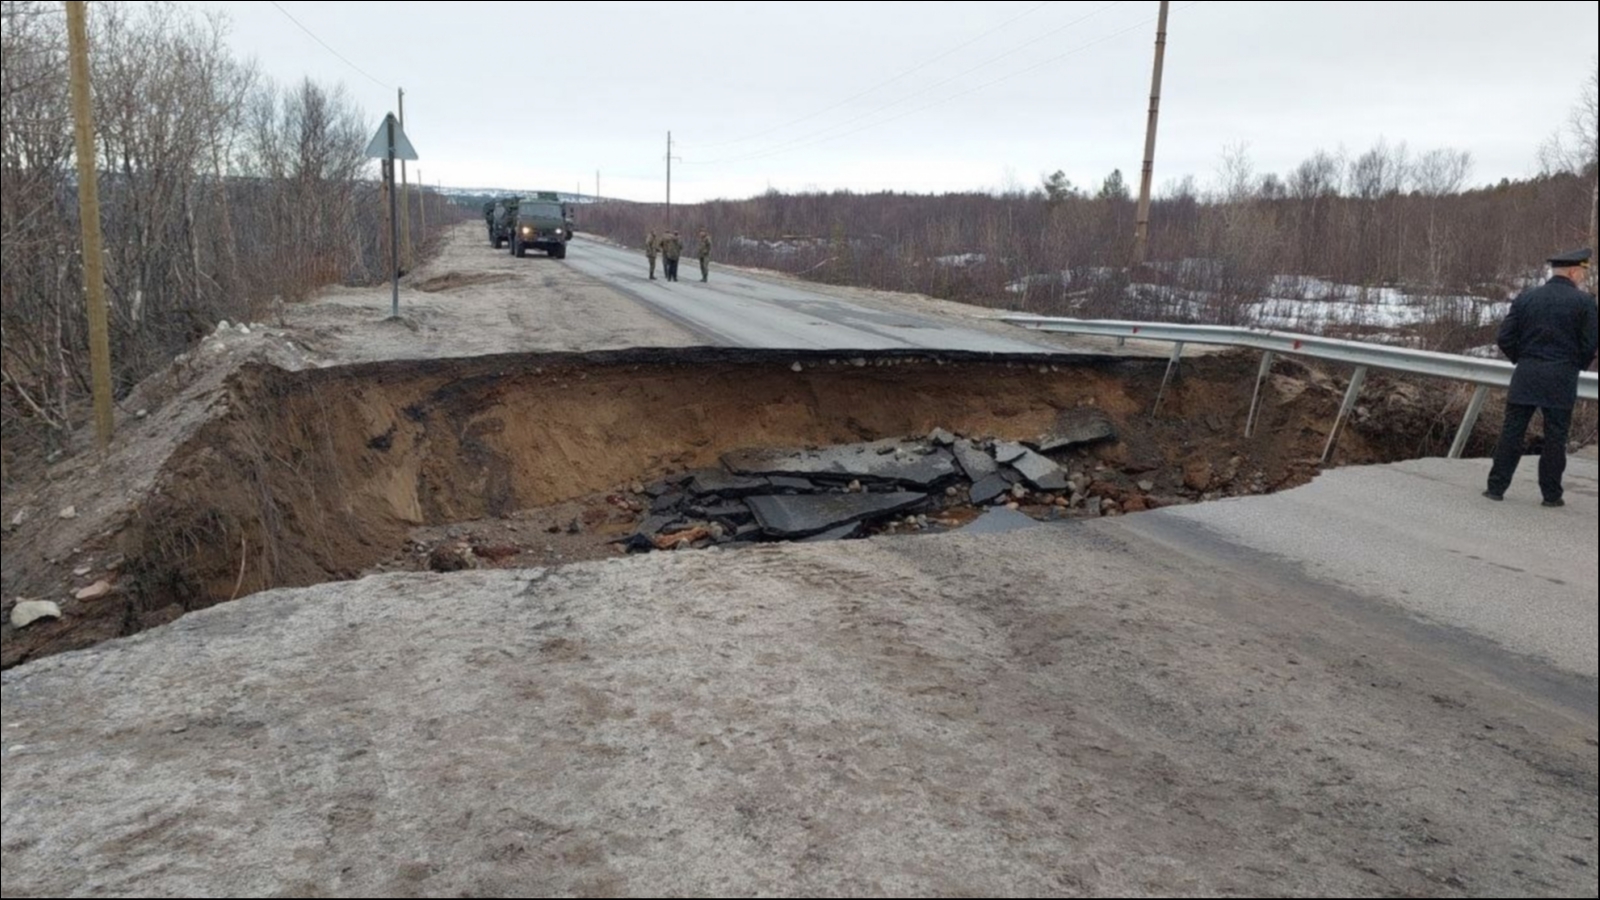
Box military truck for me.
[508,196,572,260]
[485,197,519,250]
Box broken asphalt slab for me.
[970,475,1013,506]
[688,470,772,499]
[1034,408,1118,453]
[724,441,959,490]
[961,508,1047,536]
[954,440,1000,481]
[1010,450,1071,492]
[747,492,929,539]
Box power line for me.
[707,2,1203,170]
[266,0,390,91]
[690,0,1055,152]
[689,0,1127,167]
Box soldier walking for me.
[646,230,660,281]
[698,229,714,283]
[662,231,684,283]
[1486,248,1597,508]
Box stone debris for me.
[10,601,63,630]
[1034,408,1118,453]
[74,581,115,602]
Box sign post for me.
[365,114,419,320]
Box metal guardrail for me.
[1000,316,1599,464]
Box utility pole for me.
[418,168,427,239]
[666,131,676,228]
[1132,0,1171,269]
[597,170,601,203]
[398,88,411,272]
[66,1,113,451]
[386,115,400,319]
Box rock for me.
[59,507,78,521]
[1086,498,1105,517]
[215,320,231,334]
[1124,498,1151,513]
[791,363,804,373]
[1006,502,1022,511]
[1035,408,1118,453]
[747,492,928,540]
[566,519,583,536]
[238,325,252,336]
[9,510,25,529]
[946,487,960,499]
[1010,450,1071,492]
[970,475,1012,506]
[1011,484,1029,501]
[427,544,476,574]
[654,527,712,551]
[73,567,92,578]
[848,480,864,494]
[661,521,704,536]
[11,601,63,629]
[1184,460,1216,493]
[709,523,728,541]
[644,481,677,499]
[928,428,957,447]
[135,409,149,420]
[630,482,646,496]
[1138,480,1156,493]
[953,441,1000,481]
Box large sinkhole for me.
[14,347,1479,667]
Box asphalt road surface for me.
[564,237,1061,353]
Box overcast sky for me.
[194,0,1597,203]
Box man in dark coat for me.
[1486,248,1598,508]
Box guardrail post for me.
[1322,366,1369,466]
[1245,351,1275,439]
[1448,385,1491,460]
[1152,341,1185,416]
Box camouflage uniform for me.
[646,231,660,280]
[662,232,684,282]
[697,231,713,282]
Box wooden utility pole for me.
[398,88,411,271]
[1132,0,1171,268]
[66,1,113,451]
[667,131,674,228]
[418,168,427,239]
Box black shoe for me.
[1483,490,1505,502]
[1543,499,1566,509]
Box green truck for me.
[485,193,576,259]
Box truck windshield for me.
[521,203,564,220]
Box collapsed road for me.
[1,225,1593,899]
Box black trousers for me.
[1488,404,1573,501]
[664,258,680,282]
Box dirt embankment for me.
[2,346,1483,669]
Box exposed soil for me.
[1,345,1491,670]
